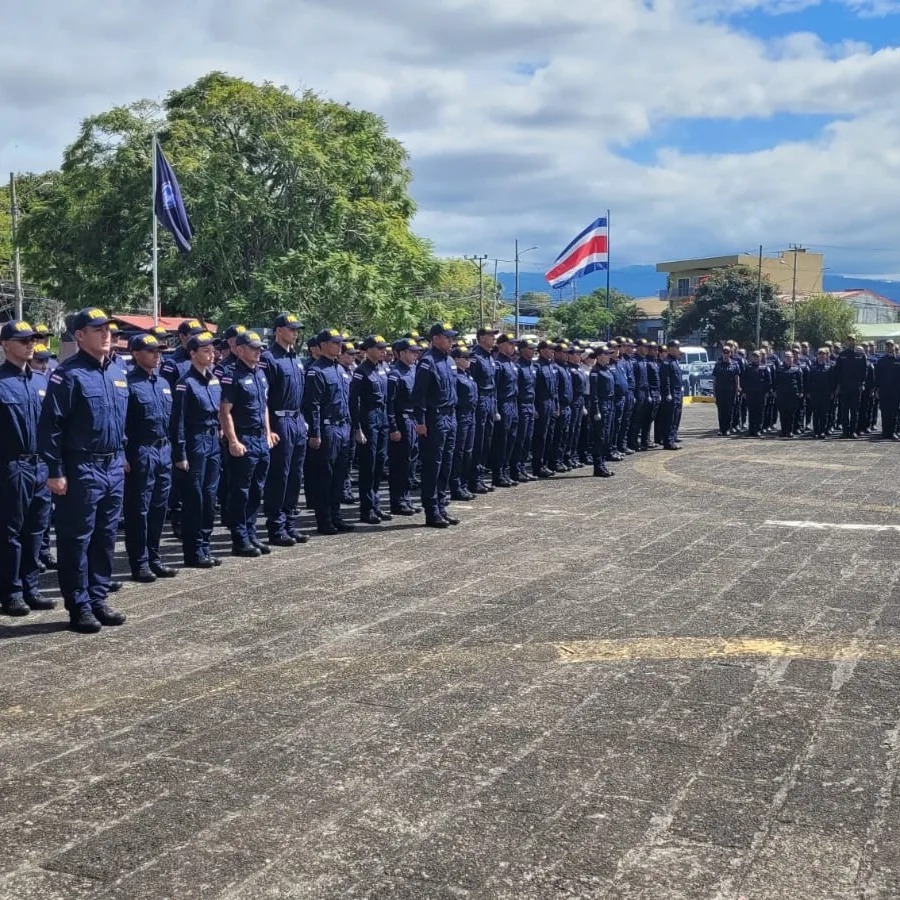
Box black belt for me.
[237,428,264,437]
[322,418,348,426]
[149,438,170,448]
[273,410,300,418]
[70,450,119,461]
[4,453,38,463]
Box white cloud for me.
[2,0,900,277]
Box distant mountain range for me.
[497,266,900,304]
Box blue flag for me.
[154,142,194,253]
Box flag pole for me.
[605,208,611,341]
[151,133,159,326]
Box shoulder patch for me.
[114,380,127,387]
[209,379,220,386]
[221,376,233,385]
[176,384,187,391]
[162,388,172,395]
[50,374,63,384]
[352,372,363,380]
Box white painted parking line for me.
[764,520,900,532]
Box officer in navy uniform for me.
[450,343,478,500]
[30,342,57,573]
[303,329,355,535]
[775,350,804,438]
[161,319,205,539]
[834,335,868,438]
[713,346,741,435]
[615,338,636,457]
[469,327,498,493]
[551,342,574,471]
[608,343,627,461]
[512,339,537,481]
[387,338,423,514]
[742,350,772,437]
[219,331,276,556]
[350,334,391,524]
[532,340,558,477]
[566,345,588,467]
[490,333,519,487]
[642,342,662,450]
[589,346,615,477]
[170,331,222,568]
[260,313,308,546]
[124,333,176,582]
[875,341,900,439]
[629,339,650,451]
[658,340,684,450]
[413,323,460,528]
[212,324,247,530]
[807,348,836,439]
[38,308,128,633]
[0,320,55,616]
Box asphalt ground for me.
[2,402,900,899]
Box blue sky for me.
[2,0,900,279]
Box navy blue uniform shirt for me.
[535,357,558,409]
[125,367,172,446]
[412,347,457,423]
[259,343,304,413]
[350,358,388,429]
[494,354,518,404]
[0,361,45,457]
[455,367,478,415]
[220,360,269,433]
[303,357,351,439]
[470,346,497,397]
[38,349,128,478]
[160,345,191,389]
[516,358,536,408]
[170,366,222,463]
[387,362,416,432]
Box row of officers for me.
[0,310,685,633]
[711,337,900,440]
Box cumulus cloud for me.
[2,0,900,276]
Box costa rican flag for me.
[545,217,608,289]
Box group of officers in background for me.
[0,309,687,633]
[712,336,900,440]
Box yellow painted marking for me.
[703,453,862,472]
[556,637,900,663]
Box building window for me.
[677,277,691,297]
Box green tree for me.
[670,265,788,347]
[19,73,437,332]
[418,258,506,332]
[518,291,552,317]
[539,289,643,340]
[793,293,856,350]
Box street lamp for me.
[514,240,538,338]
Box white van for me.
[678,345,709,394]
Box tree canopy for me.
[18,73,438,332]
[669,265,788,348]
[539,289,644,340]
[793,293,857,350]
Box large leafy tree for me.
[19,73,437,332]
[418,258,506,332]
[539,288,643,340]
[794,293,856,350]
[670,265,788,348]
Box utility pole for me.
[492,257,499,328]
[465,254,488,328]
[789,243,804,342]
[513,242,538,338]
[9,173,24,320]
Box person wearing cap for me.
[742,350,773,438]
[629,340,649,452]
[859,343,877,436]
[387,339,423,514]
[37,308,128,633]
[27,343,57,572]
[303,329,355,535]
[123,334,176,582]
[170,331,223,567]
[588,346,614,477]
[511,339,537,481]
[211,325,248,533]
[259,314,308,545]
[468,327,499,493]
[614,340,636,458]
[834,335,868,438]
[774,351,804,438]
[304,334,321,372]
[763,345,781,434]
[337,342,358,505]
[449,344,478,501]
[566,345,589,467]
[604,343,626,462]
[657,340,684,449]
[712,346,741,436]
[807,347,837,439]
[874,341,900,439]
[350,335,391,524]
[413,323,460,527]
[488,334,519,488]
[549,342,574,472]
[531,339,559,477]
[161,319,205,540]
[0,320,55,616]
[219,331,277,556]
